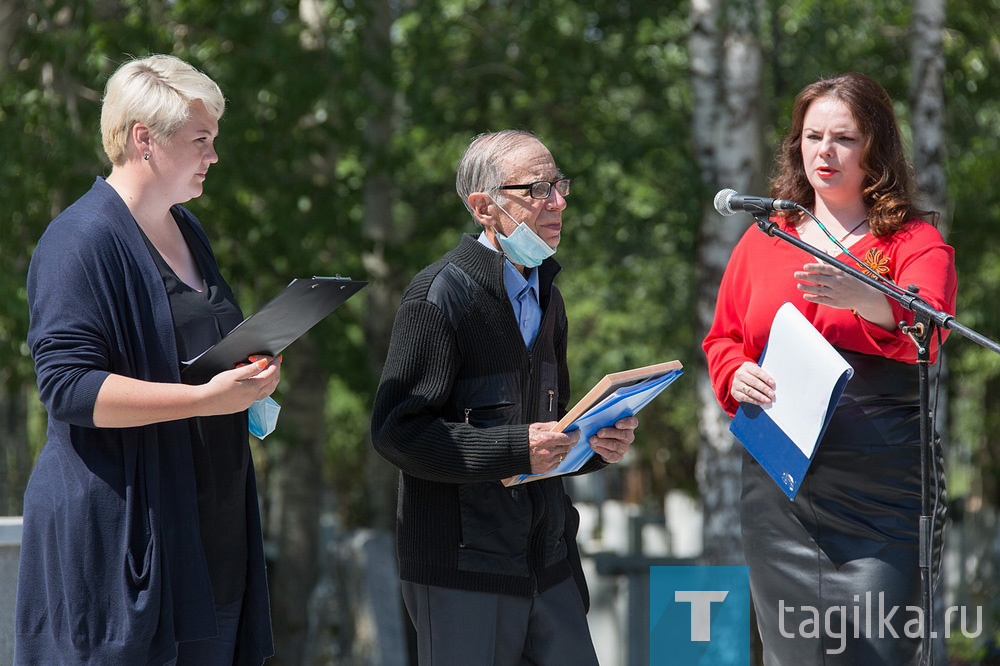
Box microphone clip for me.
[753,211,780,237]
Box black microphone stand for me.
[749,209,1000,666]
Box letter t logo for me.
[675,590,729,641]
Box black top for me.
[139,214,249,605]
[371,235,602,600]
[820,348,921,448]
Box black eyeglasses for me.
[496,178,571,200]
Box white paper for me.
[759,303,854,457]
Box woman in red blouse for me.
[704,72,957,664]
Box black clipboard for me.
[181,277,367,382]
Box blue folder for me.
[730,361,852,501]
[505,367,684,486]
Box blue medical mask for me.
[489,196,556,268]
[248,396,281,439]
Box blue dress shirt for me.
[477,231,542,348]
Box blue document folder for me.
[504,362,684,486]
[728,305,854,500]
[730,388,844,500]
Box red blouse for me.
[703,218,958,417]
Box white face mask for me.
[488,196,556,268]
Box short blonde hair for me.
[101,54,225,166]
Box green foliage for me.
[356,1,705,501]
[939,0,1000,554]
[4,0,1000,525]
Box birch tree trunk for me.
[0,385,29,515]
[264,4,335,662]
[268,335,327,666]
[909,0,950,444]
[359,0,403,535]
[690,0,764,567]
[910,0,949,238]
[0,0,24,81]
[355,2,412,661]
[0,1,30,515]
[910,2,949,661]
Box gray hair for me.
[101,54,225,166]
[456,129,539,219]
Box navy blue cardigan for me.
[17,178,273,665]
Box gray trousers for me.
[401,576,599,665]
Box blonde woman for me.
[18,55,279,664]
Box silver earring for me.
[144,153,150,161]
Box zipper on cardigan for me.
[548,390,554,412]
[523,358,534,424]
[464,408,471,424]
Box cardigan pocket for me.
[124,510,153,589]
[540,481,568,567]
[453,372,520,424]
[456,482,531,576]
[123,441,153,589]
[463,402,518,427]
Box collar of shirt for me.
[477,230,540,305]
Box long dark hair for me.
[770,72,936,236]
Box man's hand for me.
[590,416,638,464]
[528,422,580,474]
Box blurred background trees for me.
[2,0,1000,662]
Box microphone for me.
[714,188,798,216]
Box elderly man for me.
[372,129,637,664]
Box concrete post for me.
[0,517,23,665]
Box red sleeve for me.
[852,221,957,363]
[702,220,957,417]
[703,231,756,417]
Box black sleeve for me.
[371,299,532,483]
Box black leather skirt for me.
[741,350,946,665]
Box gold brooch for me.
[862,248,891,278]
